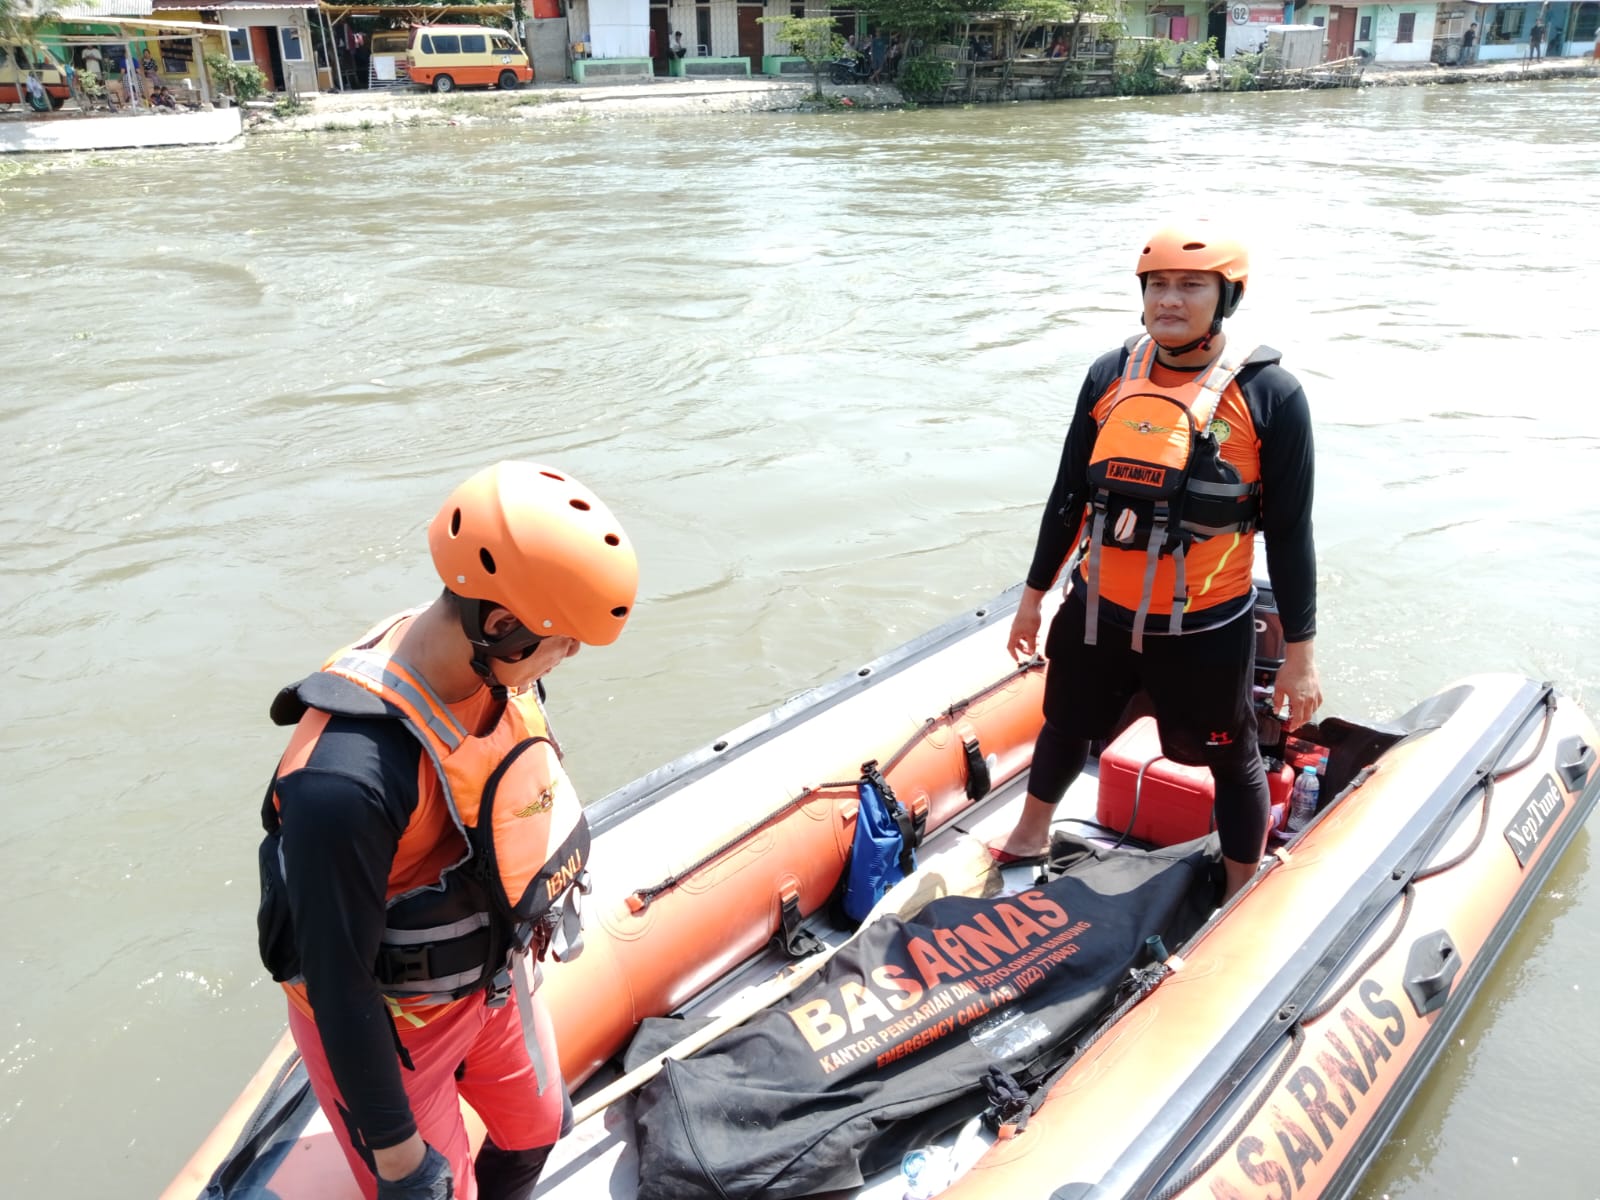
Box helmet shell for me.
[429,461,637,647]
[1136,226,1249,316]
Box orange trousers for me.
[288,989,566,1200]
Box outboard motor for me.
[1251,553,1288,752]
[1252,582,1287,748]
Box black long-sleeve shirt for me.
[277,716,429,1149]
[1024,342,1317,642]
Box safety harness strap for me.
[1169,544,1188,640]
[1085,504,1108,646]
[513,959,553,1095]
[1130,509,1166,654]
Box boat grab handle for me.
[1556,735,1595,793]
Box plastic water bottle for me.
[1287,765,1320,833]
[901,1145,954,1199]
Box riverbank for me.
[244,52,1595,136]
[4,51,1593,146]
[248,76,901,136]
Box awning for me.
[319,4,515,15]
[51,15,235,32]
[151,0,317,8]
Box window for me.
[1495,9,1523,36]
[492,35,519,53]
[228,27,252,62]
[279,26,304,60]
[1357,15,1372,40]
[1396,12,1415,42]
[461,34,487,53]
[430,34,460,54]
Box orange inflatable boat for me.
[164,583,1599,1200]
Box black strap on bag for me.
[773,886,825,959]
[963,736,992,802]
[862,760,918,875]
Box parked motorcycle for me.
[829,53,873,84]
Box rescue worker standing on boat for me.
[988,226,1321,901]
[255,461,638,1200]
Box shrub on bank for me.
[204,52,268,103]
[896,55,953,101]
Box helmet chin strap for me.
[454,595,540,704]
[1145,299,1227,360]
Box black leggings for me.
[1026,717,1268,862]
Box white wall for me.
[590,0,649,56]
[1371,3,1437,62]
[229,9,318,93]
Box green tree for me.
[1,0,57,47]
[853,0,1118,101]
[854,0,1114,45]
[3,0,62,118]
[758,15,842,100]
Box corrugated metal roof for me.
[51,14,235,30]
[151,0,316,9]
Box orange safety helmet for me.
[429,461,637,650]
[1136,225,1250,319]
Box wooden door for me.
[1326,7,1356,60]
[737,4,763,70]
[650,5,670,74]
[248,26,282,90]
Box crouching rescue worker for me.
[988,224,1322,901]
[255,461,638,1199]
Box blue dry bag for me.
[841,762,922,925]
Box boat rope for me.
[1415,687,1555,883]
[1147,1026,1309,1200]
[991,956,1175,1147]
[1146,688,1557,1197]
[625,658,1043,911]
[202,1047,312,1198]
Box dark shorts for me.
[1042,587,1258,769]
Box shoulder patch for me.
[294,671,404,722]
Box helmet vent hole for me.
[604,533,620,546]
[569,498,591,512]
[479,548,497,575]
[611,605,629,618]
[540,471,564,481]
[450,508,462,537]
[1182,241,1206,251]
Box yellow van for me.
[1,40,70,110]
[405,25,532,93]
[370,28,412,84]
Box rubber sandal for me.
[987,846,1048,867]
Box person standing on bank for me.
[256,461,638,1200]
[987,226,1321,901]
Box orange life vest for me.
[1080,336,1266,650]
[258,612,590,1021]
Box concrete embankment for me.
[251,53,1594,136]
[13,53,1583,147]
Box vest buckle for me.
[383,944,434,985]
[485,962,515,1008]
